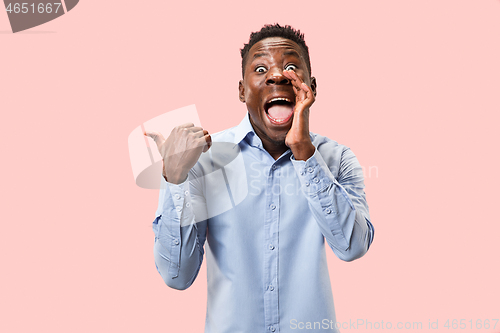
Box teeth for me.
[268,97,291,103]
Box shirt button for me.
[174,194,181,200]
[176,206,182,212]
[186,202,191,208]
[270,204,276,210]
[269,244,274,250]
[307,167,314,173]
[184,191,189,196]
[270,326,276,332]
[313,177,319,183]
[173,239,179,245]
[326,208,332,214]
[269,285,274,291]
[305,182,310,187]
[272,165,277,170]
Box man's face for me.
[239,37,317,146]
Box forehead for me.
[247,37,305,61]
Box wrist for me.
[290,142,315,161]
[163,166,188,185]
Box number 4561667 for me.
[6,3,62,14]
[444,319,498,330]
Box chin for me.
[266,131,289,146]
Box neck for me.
[261,138,288,160]
[247,115,289,160]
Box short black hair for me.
[240,23,311,78]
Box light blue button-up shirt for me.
[153,114,374,333]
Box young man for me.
[146,24,374,333]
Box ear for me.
[310,77,317,97]
[238,80,246,103]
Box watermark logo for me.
[128,105,249,223]
[4,0,78,33]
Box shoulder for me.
[309,132,362,178]
[209,125,239,143]
[310,132,352,160]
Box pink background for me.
[1,0,499,332]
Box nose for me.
[266,69,290,85]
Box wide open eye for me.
[284,64,297,71]
[255,66,267,73]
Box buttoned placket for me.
[264,162,281,333]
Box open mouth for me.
[264,97,295,125]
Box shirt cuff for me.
[155,175,191,219]
[290,148,338,195]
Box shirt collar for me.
[232,113,259,146]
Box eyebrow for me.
[283,50,301,58]
[252,52,269,60]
